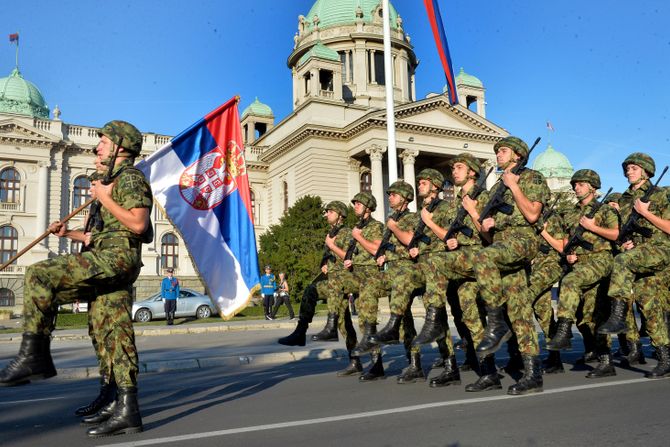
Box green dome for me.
[298,41,341,66]
[0,68,49,118]
[532,144,574,179]
[304,0,400,31]
[455,67,483,88]
[242,97,273,118]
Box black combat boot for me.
[337,352,363,377]
[278,319,308,346]
[359,350,385,382]
[310,313,339,342]
[411,306,448,347]
[0,333,57,387]
[646,345,670,379]
[598,300,628,334]
[622,340,646,366]
[465,354,502,392]
[368,313,403,345]
[459,339,480,373]
[575,324,598,364]
[432,337,450,368]
[542,350,564,374]
[429,356,461,388]
[81,399,116,426]
[87,386,143,437]
[503,335,524,375]
[586,353,616,378]
[546,318,573,351]
[476,306,511,356]
[614,333,629,358]
[507,356,543,395]
[75,376,117,417]
[351,322,377,356]
[397,351,425,384]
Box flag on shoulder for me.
[136,97,260,319]
[423,0,459,105]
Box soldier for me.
[354,180,421,383]
[598,153,670,378]
[474,136,550,395]
[0,121,152,437]
[546,170,619,378]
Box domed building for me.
[532,144,574,192]
[0,68,50,118]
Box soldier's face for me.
[417,179,433,197]
[325,209,340,224]
[451,162,470,186]
[353,201,366,216]
[388,192,403,209]
[572,181,592,198]
[625,164,644,184]
[495,147,517,168]
[96,135,114,162]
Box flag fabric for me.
[136,97,260,319]
[9,33,18,43]
[547,121,555,131]
[424,0,459,105]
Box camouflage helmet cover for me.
[386,180,414,203]
[98,120,143,156]
[449,153,482,176]
[325,200,348,218]
[622,152,655,177]
[607,192,622,204]
[351,192,377,211]
[494,136,529,159]
[570,169,602,190]
[416,168,445,189]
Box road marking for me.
[0,396,65,405]
[98,378,650,447]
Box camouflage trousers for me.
[453,280,485,346]
[608,243,670,303]
[22,244,142,387]
[557,251,613,324]
[350,265,387,328]
[502,268,540,356]
[619,271,670,348]
[528,253,562,337]
[323,269,358,351]
[382,261,423,355]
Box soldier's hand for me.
[325,234,337,249]
[420,207,433,223]
[633,198,651,216]
[344,259,353,269]
[579,216,596,231]
[386,218,398,231]
[621,240,635,251]
[566,253,578,264]
[376,255,386,267]
[446,238,459,251]
[321,264,329,275]
[409,247,419,259]
[84,232,92,246]
[90,180,113,202]
[351,227,363,240]
[501,171,520,188]
[48,221,66,236]
[462,196,477,213]
[482,217,495,232]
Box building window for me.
[360,172,372,193]
[161,233,179,270]
[0,288,14,307]
[283,181,289,213]
[72,176,92,209]
[250,190,259,225]
[371,51,385,85]
[0,225,18,265]
[0,168,20,203]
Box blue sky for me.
[2,0,669,192]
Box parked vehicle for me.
[132,288,215,323]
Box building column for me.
[484,159,497,190]
[369,49,376,84]
[400,149,419,211]
[366,144,386,221]
[36,161,49,248]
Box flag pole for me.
[382,0,398,185]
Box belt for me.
[96,238,141,250]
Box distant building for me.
[532,144,574,193]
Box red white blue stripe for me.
[424,0,459,105]
[137,97,260,319]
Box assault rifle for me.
[344,216,370,265]
[320,224,344,268]
[444,167,494,242]
[85,144,120,234]
[478,137,541,224]
[561,187,613,259]
[537,195,561,254]
[408,183,450,250]
[374,209,407,260]
[616,166,669,245]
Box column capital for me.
[365,144,386,162]
[348,159,362,171]
[400,148,419,165]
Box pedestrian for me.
[271,272,295,319]
[260,265,277,320]
[0,120,152,437]
[161,268,180,325]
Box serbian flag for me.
[9,33,19,43]
[136,97,260,319]
[424,0,459,105]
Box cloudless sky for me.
[2,0,669,192]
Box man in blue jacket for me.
[161,268,180,325]
[260,265,277,320]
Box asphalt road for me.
[1,326,669,447]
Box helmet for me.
[325,200,348,218]
[386,180,414,202]
[622,152,655,177]
[351,192,377,211]
[416,168,445,189]
[449,153,482,176]
[570,169,601,190]
[494,136,529,159]
[607,192,622,204]
[98,120,143,156]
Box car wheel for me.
[196,305,212,319]
[135,308,152,323]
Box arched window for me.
[360,172,372,193]
[250,190,259,225]
[283,181,289,214]
[72,176,92,209]
[0,225,18,265]
[0,168,20,203]
[0,288,14,307]
[161,233,179,270]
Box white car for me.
[132,288,215,323]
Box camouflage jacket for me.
[416,197,451,255]
[446,187,484,248]
[619,181,670,246]
[537,212,566,258]
[564,199,618,255]
[385,210,419,262]
[350,217,384,266]
[327,225,351,273]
